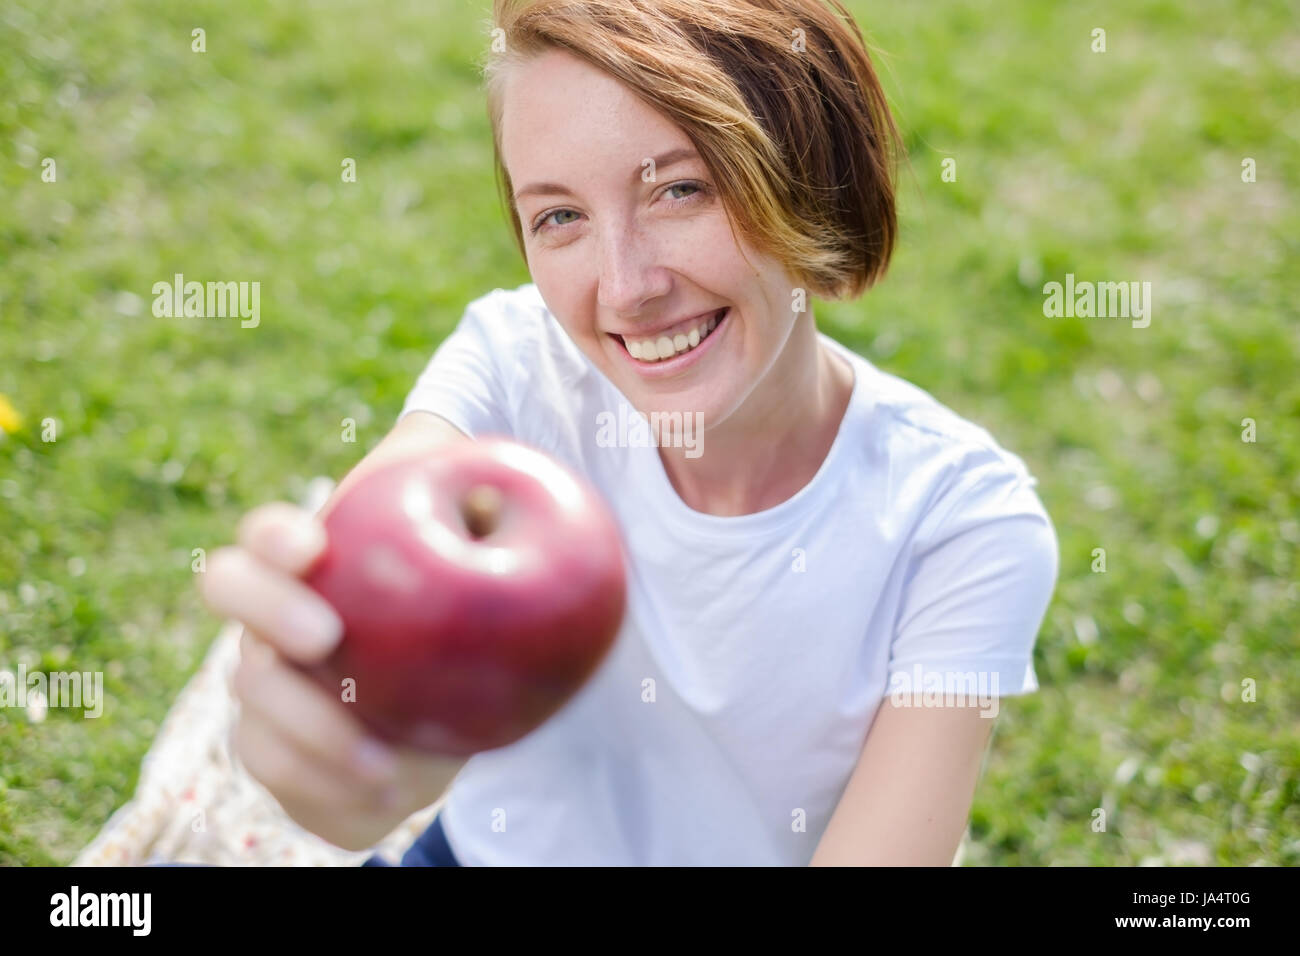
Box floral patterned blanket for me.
[74,478,443,867]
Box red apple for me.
[302,438,627,756]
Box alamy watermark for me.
[596,400,703,458]
[50,886,150,935]
[886,664,1000,717]
[152,273,260,328]
[1,663,104,718]
[1042,273,1152,328]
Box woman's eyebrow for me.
[513,147,700,203]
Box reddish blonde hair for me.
[483,0,901,301]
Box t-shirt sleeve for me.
[396,292,517,438]
[885,458,1059,700]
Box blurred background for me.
[1,0,1296,865]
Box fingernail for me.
[354,739,398,782]
[287,598,343,655]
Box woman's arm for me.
[809,699,997,866]
[319,410,469,518]
[201,410,474,851]
[810,465,1057,866]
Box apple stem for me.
[462,484,503,538]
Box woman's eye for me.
[530,181,707,235]
[533,208,580,233]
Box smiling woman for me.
[383,0,1056,866]
[199,0,1059,867]
[482,1,901,512]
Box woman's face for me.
[499,48,804,432]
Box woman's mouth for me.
[613,307,729,372]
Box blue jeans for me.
[363,812,460,867]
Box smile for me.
[612,307,729,370]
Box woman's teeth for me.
[625,310,722,362]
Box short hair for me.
[483,0,901,301]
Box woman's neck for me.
[657,314,855,516]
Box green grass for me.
[2,0,1297,865]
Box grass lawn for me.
[1,0,1296,865]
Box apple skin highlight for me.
[303,438,627,756]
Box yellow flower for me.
[0,394,23,434]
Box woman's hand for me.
[199,501,464,852]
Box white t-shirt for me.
[396,281,1058,866]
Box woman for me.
[200,0,1058,866]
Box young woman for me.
[200,0,1058,866]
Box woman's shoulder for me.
[827,336,1048,523]
[460,282,590,372]
[459,281,548,338]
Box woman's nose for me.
[595,225,672,316]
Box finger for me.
[228,626,264,696]
[232,647,399,789]
[229,627,283,699]
[238,626,279,669]
[236,502,329,577]
[233,708,398,815]
[200,546,343,662]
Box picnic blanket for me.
[73,478,444,867]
